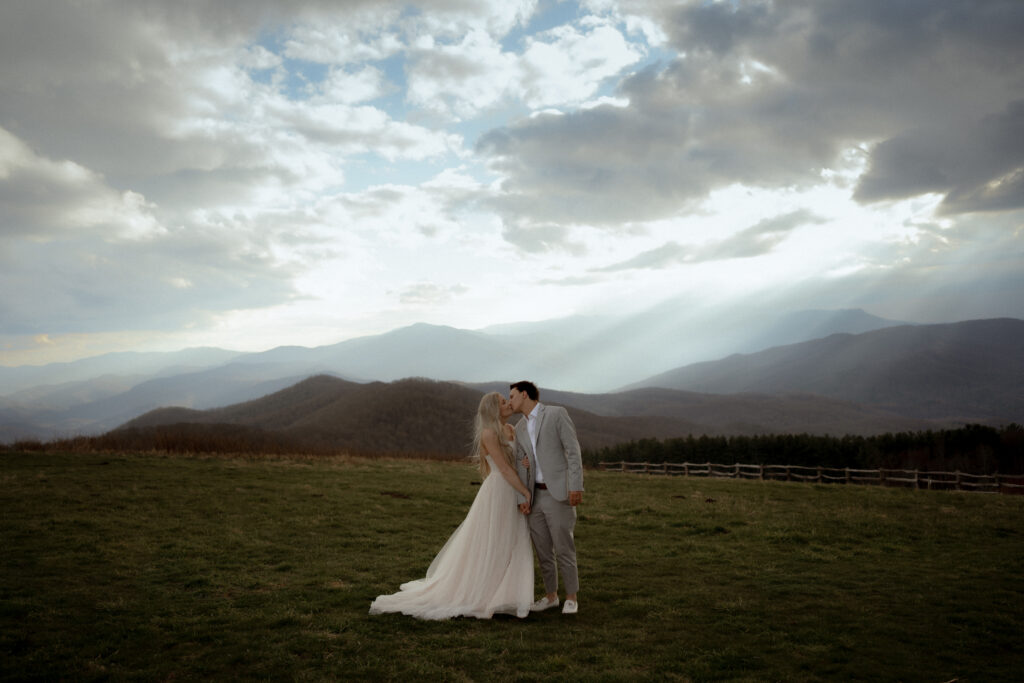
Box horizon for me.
[2,306,1017,371]
[2,1,1023,368]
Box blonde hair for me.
[472,392,513,477]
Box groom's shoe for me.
[530,596,559,612]
[562,599,578,615]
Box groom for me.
[509,380,584,615]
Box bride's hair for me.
[471,392,513,478]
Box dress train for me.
[368,456,533,620]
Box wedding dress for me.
[369,455,534,620]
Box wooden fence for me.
[597,461,1024,493]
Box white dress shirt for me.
[527,403,545,484]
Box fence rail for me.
[597,461,1024,493]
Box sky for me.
[1,0,1022,367]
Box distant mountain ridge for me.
[628,318,1024,423]
[0,347,242,395]
[1,311,1017,443]
[2,307,906,399]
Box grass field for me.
[2,451,1022,681]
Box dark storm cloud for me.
[480,0,1024,229]
[855,101,1024,213]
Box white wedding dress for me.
[369,455,534,620]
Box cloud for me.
[406,29,520,120]
[500,220,587,255]
[405,14,642,120]
[0,229,301,335]
[0,1,484,339]
[318,65,389,105]
[1,0,1021,361]
[855,100,1024,213]
[327,171,491,248]
[595,241,689,271]
[0,126,163,241]
[704,209,826,260]
[284,10,405,63]
[396,282,468,305]
[538,273,606,286]
[479,0,1024,228]
[595,209,824,271]
[518,17,644,109]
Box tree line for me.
[583,423,1024,475]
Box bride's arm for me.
[482,428,531,502]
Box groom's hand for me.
[518,501,531,514]
[568,490,583,506]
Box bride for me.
[368,392,535,620]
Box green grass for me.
[2,452,1022,681]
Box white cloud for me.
[406,29,520,119]
[318,65,388,104]
[284,21,404,64]
[519,18,644,109]
[401,0,538,39]
[406,15,643,120]
[397,282,469,305]
[239,44,282,71]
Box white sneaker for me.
[530,596,559,612]
[562,599,578,614]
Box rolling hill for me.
[116,375,950,457]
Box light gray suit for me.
[514,403,584,596]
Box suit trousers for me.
[528,488,579,595]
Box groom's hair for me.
[510,381,539,401]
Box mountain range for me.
[117,375,939,456]
[2,311,1021,445]
[627,318,1024,422]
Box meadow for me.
[2,451,1022,681]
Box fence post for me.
[759,465,764,481]
[734,463,740,479]
[879,469,886,486]
[956,470,962,491]
[845,467,850,484]
[914,469,919,489]
[816,466,822,483]
[785,466,790,481]
[683,462,689,477]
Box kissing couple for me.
[369,380,584,619]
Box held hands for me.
[519,491,532,515]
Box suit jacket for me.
[514,403,584,505]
